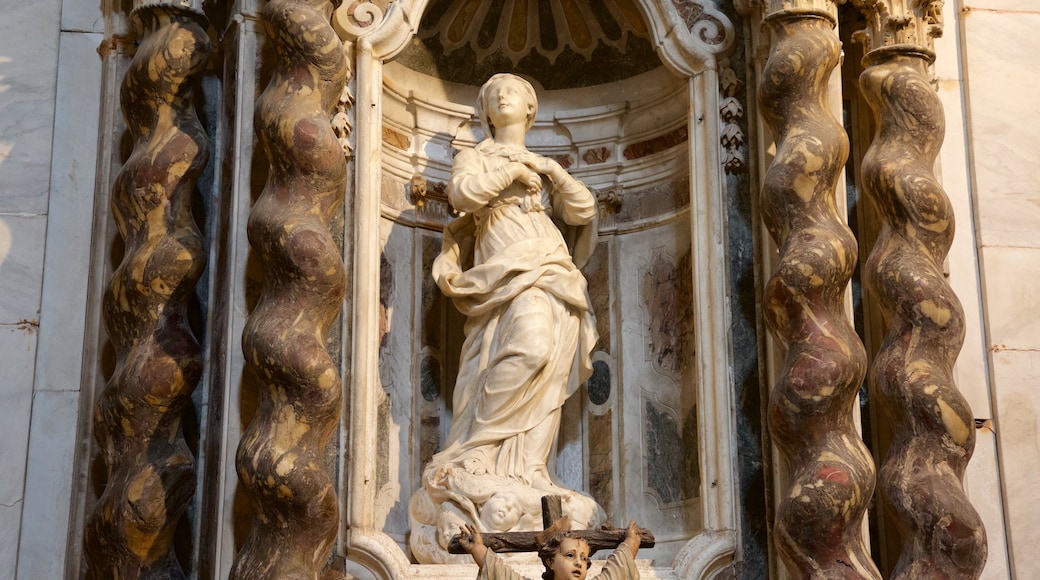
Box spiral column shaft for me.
[758,8,880,578]
[231,1,348,578]
[84,5,210,579]
[859,50,987,578]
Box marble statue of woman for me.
[409,73,603,563]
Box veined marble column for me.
[231,0,348,577]
[852,1,987,576]
[757,1,880,576]
[83,4,210,579]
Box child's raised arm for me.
[621,520,642,559]
[459,524,489,569]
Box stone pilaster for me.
[83,5,210,578]
[757,2,881,577]
[853,1,988,577]
[230,0,348,577]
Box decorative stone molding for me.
[231,0,348,577]
[718,59,745,174]
[83,5,210,578]
[856,19,988,579]
[757,4,881,578]
[334,74,355,158]
[850,0,944,59]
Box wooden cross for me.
[448,495,655,555]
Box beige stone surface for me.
[979,246,1040,350]
[61,0,104,32]
[990,348,1040,579]
[0,0,62,214]
[0,325,38,580]
[0,215,46,323]
[15,390,80,580]
[962,10,1040,250]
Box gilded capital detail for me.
[84,5,210,578]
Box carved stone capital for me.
[762,0,841,23]
[851,0,944,61]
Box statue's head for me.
[538,532,591,580]
[476,73,538,138]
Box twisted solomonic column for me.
[758,2,880,577]
[231,1,348,578]
[853,1,987,576]
[84,5,210,579]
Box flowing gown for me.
[430,138,598,486]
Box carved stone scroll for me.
[231,0,348,578]
[83,5,210,578]
[758,5,881,578]
[854,1,988,576]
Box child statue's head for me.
[476,73,538,138]
[538,532,592,580]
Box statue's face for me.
[480,493,521,531]
[550,537,591,580]
[485,77,533,132]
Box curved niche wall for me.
[373,59,703,565]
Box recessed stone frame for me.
[333,1,738,578]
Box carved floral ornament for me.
[850,0,944,58]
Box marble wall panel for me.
[14,390,80,580]
[989,348,1040,579]
[615,218,701,564]
[0,215,46,323]
[61,0,105,32]
[962,9,1040,249]
[965,0,1037,11]
[379,217,419,544]
[979,246,1040,350]
[0,325,38,580]
[0,0,62,214]
[33,31,102,393]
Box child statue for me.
[458,520,643,580]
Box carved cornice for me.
[851,0,944,61]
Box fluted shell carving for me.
[859,52,987,579]
[84,5,210,579]
[758,11,881,579]
[231,0,348,578]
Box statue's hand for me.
[505,161,542,195]
[509,151,564,183]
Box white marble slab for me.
[991,348,1040,579]
[0,324,38,580]
[34,31,102,393]
[0,0,62,214]
[61,0,104,33]
[978,245,1040,351]
[962,11,1040,250]
[15,389,80,580]
[0,215,46,323]
[964,1,1039,12]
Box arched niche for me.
[334,2,737,578]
